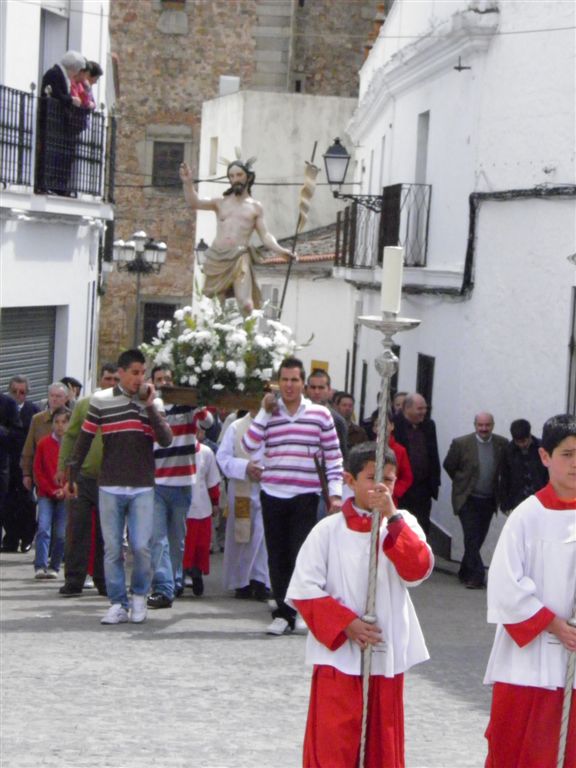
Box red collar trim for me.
[535,483,576,510]
[342,498,373,532]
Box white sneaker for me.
[266,617,291,636]
[294,614,308,635]
[45,568,58,579]
[84,575,95,589]
[101,604,129,625]
[130,595,147,624]
[34,568,48,580]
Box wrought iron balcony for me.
[0,85,34,187]
[0,83,115,201]
[334,183,431,270]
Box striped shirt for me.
[242,398,343,499]
[154,406,211,486]
[68,385,172,488]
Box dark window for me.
[416,353,435,413]
[568,287,576,414]
[151,141,184,190]
[143,302,177,344]
[294,80,302,93]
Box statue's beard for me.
[232,181,247,196]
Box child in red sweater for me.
[33,407,69,579]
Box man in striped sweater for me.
[147,365,212,609]
[67,349,172,625]
[242,357,343,635]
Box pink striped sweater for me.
[242,398,343,498]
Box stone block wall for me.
[99,0,383,363]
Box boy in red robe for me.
[287,443,433,768]
[484,414,576,768]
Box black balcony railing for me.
[0,85,34,186]
[335,183,431,269]
[0,84,114,201]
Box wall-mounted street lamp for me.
[112,230,167,345]
[323,137,383,212]
[194,237,209,266]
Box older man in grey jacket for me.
[443,412,507,589]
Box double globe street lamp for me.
[112,230,167,345]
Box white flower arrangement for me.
[141,296,304,401]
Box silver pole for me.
[356,313,420,768]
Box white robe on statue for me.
[484,493,576,690]
[216,415,270,591]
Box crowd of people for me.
[0,355,574,767]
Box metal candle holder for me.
[356,310,421,768]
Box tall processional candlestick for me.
[357,246,420,768]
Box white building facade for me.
[0,0,114,400]
[344,0,575,554]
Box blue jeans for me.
[34,497,67,571]
[99,489,154,609]
[151,484,191,598]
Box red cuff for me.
[292,596,358,651]
[504,606,555,647]
[208,484,220,504]
[383,523,432,581]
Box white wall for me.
[0,217,101,386]
[0,0,114,394]
[348,0,576,560]
[197,91,357,245]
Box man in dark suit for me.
[443,412,508,589]
[393,393,441,535]
[3,376,40,552]
[0,392,21,550]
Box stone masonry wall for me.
[99,0,382,364]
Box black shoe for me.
[465,581,485,590]
[235,585,253,600]
[59,584,83,597]
[94,582,108,597]
[192,576,204,596]
[20,542,33,553]
[147,592,173,609]
[1,542,19,553]
[174,586,184,598]
[250,580,271,602]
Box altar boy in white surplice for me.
[484,414,576,768]
[286,443,433,768]
[216,411,270,601]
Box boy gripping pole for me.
[286,443,433,768]
[484,414,576,768]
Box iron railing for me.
[0,85,35,186]
[0,84,114,200]
[335,183,432,269]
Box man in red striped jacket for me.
[67,349,172,625]
[242,357,343,636]
[148,365,212,609]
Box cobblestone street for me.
[1,552,494,768]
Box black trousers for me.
[3,471,36,549]
[399,482,433,536]
[457,495,496,586]
[64,474,105,590]
[260,491,319,625]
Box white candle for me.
[380,246,404,314]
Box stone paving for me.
[1,552,494,768]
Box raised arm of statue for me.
[254,204,296,261]
[180,162,219,212]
